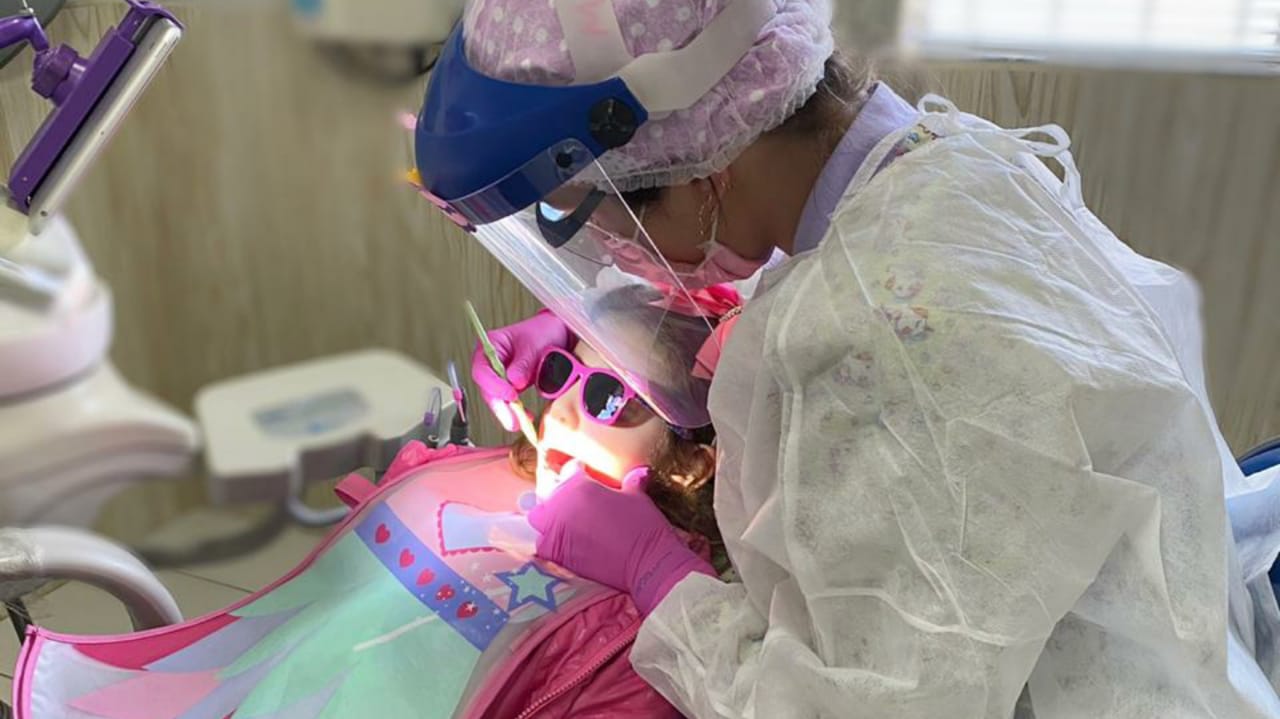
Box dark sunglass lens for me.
[537,351,575,396]
[583,373,629,422]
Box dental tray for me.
[195,349,453,505]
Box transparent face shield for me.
[412,0,786,426]
[469,161,720,429]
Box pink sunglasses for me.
[535,348,643,427]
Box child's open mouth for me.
[543,448,573,476]
[540,448,622,490]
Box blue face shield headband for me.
[413,0,774,240]
[413,27,644,245]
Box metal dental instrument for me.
[446,360,472,446]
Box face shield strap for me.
[614,0,775,114]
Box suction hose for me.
[284,470,349,528]
[285,489,349,528]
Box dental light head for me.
[0,0,182,242]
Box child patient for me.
[509,333,724,570]
[12,291,735,719]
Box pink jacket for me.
[479,592,679,718]
[359,443,682,719]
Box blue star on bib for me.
[496,562,563,612]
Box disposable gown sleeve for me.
[631,210,1223,717]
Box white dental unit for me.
[0,215,196,528]
[0,215,458,529]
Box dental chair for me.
[0,216,199,529]
[1239,439,1280,590]
[1242,439,1280,480]
[0,215,196,692]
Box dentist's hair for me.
[775,51,877,148]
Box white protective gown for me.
[632,97,1280,718]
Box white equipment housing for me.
[291,0,464,47]
[0,216,198,527]
[196,349,453,506]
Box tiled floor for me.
[0,511,326,705]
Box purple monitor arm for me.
[0,14,50,54]
[3,0,183,215]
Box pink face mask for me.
[597,212,768,290]
[673,215,770,288]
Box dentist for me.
[410,0,1280,716]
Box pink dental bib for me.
[11,446,643,719]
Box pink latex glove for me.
[528,461,716,615]
[472,310,572,432]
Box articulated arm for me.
[0,13,49,54]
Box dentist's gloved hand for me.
[471,310,571,432]
[529,462,716,615]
